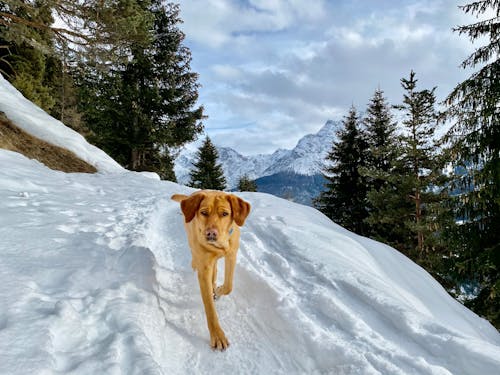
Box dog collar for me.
[229,227,234,236]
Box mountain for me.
[254,172,327,205]
[2,73,500,375]
[261,120,339,176]
[174,120,340,204]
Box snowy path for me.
[1,151,500,375]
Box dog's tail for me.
[171,194,188,202]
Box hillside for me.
[0,112,96,173]
[1,71,500,375]
[255,171,326,205]
[0,75,123,173]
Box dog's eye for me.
[222,212,229,217]
[200,211,208,216]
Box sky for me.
[175,0,477,155]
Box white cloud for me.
[211,64,243,80]
[177,0,478,155]
[178,0,327,48]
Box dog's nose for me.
[206,228,218,242]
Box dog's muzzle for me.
[206,228,218,242]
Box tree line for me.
[0,0,204,179]
[315,1,499,328]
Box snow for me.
[1,73,500,375]
[0,75,123,173]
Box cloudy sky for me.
[175,0,476,155]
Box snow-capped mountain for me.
[174,120,340,198]
[261,120,339,177]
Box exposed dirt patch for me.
[0,112,97,173]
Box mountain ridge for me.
[174,120,340,191]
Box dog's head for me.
[171,191,251,249]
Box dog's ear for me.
[179,194,204,223]
[171,194,189,202]
[227,195,251,226]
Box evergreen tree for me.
[364,162,415,252]
[79,2,204,179]
[45,51,85,134]
[443,0,500,327]
[363,73,447,263]
[189,137,227,190]
[0,1,152,137]
[0,1,56,110]
[360,88,398,237]
[238,174,257,192]
[362,125,415,252]
[7,42,55,110]
[315,106,369,235]
[0,2,85,132]
[394,70,444,256]
[0,0,153,68]
[362,89,398,187]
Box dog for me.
[171,190,251,350]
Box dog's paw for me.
[213,286,223,300]
[210,327,229,351]
[214,285,231,300]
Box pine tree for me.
[360,88,398,237]
[315,106,369,235]
[7,44,55,110]
[0,2,56,111]
[362,89,398,186]
[363,74,447,262]
[363,124,415,253]
[0,0,153,69]
[79,2,204,179]
[189,137,227,190]
[364,164,415,252]
[238,174,257,192]
[442,0,500,327]
[44,47,85,133]
[394,70,444,256]
[0,3,88,133]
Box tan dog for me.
[171,190,251,350]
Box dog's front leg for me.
[214,254,236,298]
[197,264,229,350]
[212,260,218,294]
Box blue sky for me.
[176,0,476,155]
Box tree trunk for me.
[415,189,424,253]
[130,148,143,170]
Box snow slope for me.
[1,72,500,375]
[0,75,123,173]
[1,150,500,375]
